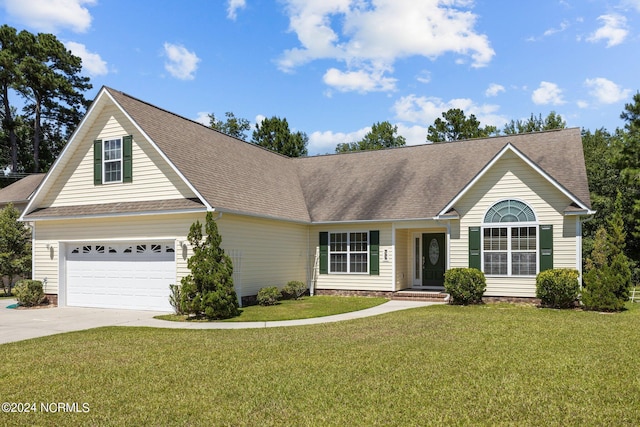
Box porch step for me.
[391,290,449,302]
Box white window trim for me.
[103,137,123,184]
[328,231,369,274]
[481,222,539,277]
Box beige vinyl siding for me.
[41,105,196,208]
[33,212,308,299]
[33,213,199,294]
[215,213,308,296]
[449,151,577,297]
[311,223,392,292]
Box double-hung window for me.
[482,200,537,276]
[103,138,122,183]
[329,232,368,273]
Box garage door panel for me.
[66,242,175,311]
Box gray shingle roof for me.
[28,87,591,223]
[295,128,591,222]
[107,88,311,223]
[0,174,45,204]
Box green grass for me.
[2,303,640,426]
[156,295,388,322]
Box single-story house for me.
[19,86,593,311]
[0,173,45,212]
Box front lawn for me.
[1,303,639,426]
[157,295,388,322]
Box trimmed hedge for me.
[444,268,486,305]
[536,269,579,308]
[14,279,45,307]
[282,281,306,300]
[257,286,281,306]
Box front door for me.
[422,233,445,287]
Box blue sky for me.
[1,0,639,155]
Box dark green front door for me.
[423,233,445,287]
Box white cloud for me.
[543,20,569,37]
[195,112,210,126]
[416,70,431,84]
[323,67,397,93]
[587,14,628,47]
[577,100,589,109]
[227,0,246,20]
[65,41,107,76]
[532,82,565,105]
[2,0,95,33]
[620,0,640,12]
[584,77,631,104]
[392,94,507,129]
[308,127,370,154]
[485,83,505,97]
[278,0,494,93]
[163,43,201,80]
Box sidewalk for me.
[125,300,441,329]
[1,299,441,344]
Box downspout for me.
[577,215,594,290]
[308,227,314,296]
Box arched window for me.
[484,199,536,223]
[483,200,537,276]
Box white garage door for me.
[66,242,176,311]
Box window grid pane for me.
[104,139,122,183]
[484,253,507,275]
[329,232,368,273]
[512,253,536,276]
[330,254,347,272]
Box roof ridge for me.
[103,86,292,160]
[297,127,580,159]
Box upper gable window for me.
[94,135,132,185]
[103,138,122,183]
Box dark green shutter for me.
[319,232,328,274]
[123,135,133,183]
[93,139,102,185]
[469,227,481,270]
[369,230,379,276]
[539,225,553,272]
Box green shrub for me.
[14,279,45,307]
[257,286,281,306]
[536,269,579,308]
[168,284,183,315]
[444,268,486,305]
[582,253,630,312]
[179,212,239,319]
[582,226,631,312]
[282,280,306,300]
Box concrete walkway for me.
[0,299,440,344]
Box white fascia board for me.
[23,207,207,222]
[438,143,591,216]
[102,90,213,212]
[20,87,213,222]
[20,88,110,221]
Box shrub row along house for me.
[15,87,593,311]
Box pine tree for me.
[179,212,239,319]
[582,193,631,311]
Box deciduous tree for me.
[0,203,31,295]
[503,112,566,134]
[209,111,251,140]
[335,121,406,153]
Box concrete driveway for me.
[0,299,168,345]
[0,298,439,345]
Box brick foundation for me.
[482,296,540,305]
[314,289,393,298]
[45,293,58,306]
